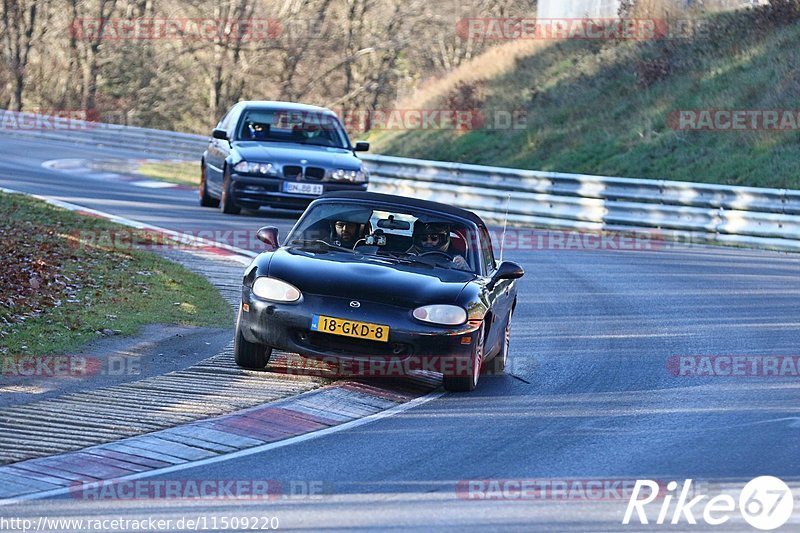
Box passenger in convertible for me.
[408,221,470,271]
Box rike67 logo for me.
[623,477,794,530]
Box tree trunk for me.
[82,0,117,113]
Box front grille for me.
[282,165,326,181]
[305,167,325,180]
[283,166,302,179]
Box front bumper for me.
[239,289,481,377]
[231,174,368,209]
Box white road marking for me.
[130,180,178,189]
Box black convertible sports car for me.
[200,101,370,213]
[235,191,524,391]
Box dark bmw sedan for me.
[200,101,370,214]
[234,191,525,392]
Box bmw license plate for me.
[284,182,323,196]
[311,315,389,343]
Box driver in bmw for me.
[408,221,470,271]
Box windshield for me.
[235,108,350,148]
[285,201,480,273]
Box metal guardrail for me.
[0,110,207,158]
[2,110,799,252]
[360,154,800,252]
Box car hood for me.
[267,248,474,308]
[233,142,361,169]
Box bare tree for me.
[66,0,119,112]
[1,0,49,110]
[274,0,335,102]
[0,0,539,131]
[205,0,255,120]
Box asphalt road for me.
[0,136,299,238]
[1,135,799,531]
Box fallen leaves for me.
[0,196,115,333]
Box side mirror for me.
[488,261,524,290]
[354,141,370,152]
[256,226,280,250]
[212,128,229,141]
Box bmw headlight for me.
[412,305,467,326]
[234,161,276,176]
[252,277,301,302]
[330,168,367,183]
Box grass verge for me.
[0,191,233,356]
[137,161,199,186]
[369,4,800,189]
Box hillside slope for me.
[369,7,800,189]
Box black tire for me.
[443,324,484,392]
[199,162,220,208]
[484,312,511,375]
[220,167,241,215]
[234,322,272,370]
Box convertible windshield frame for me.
[284,199,484,275]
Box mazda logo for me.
[350,301,361,308]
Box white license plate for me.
[284,182,323,195]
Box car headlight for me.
[330,168,367,183]
[234,161,276,175]
[412,305,467,326]
[252,277,301,302]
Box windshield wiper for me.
[296,141,345,148]
[240,138,345,149]
[237,138,303,145]
[288,239,357,254]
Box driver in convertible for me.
[408,221,470,271]
[330,220,364,248]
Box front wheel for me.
[234,323,272,370]
[484,312,512,375]
[220,167,241,215]
[443,325,484,392]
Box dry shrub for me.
[635,46,674,88]
[618,0,685,18]
[617,0,685,88]
[444,80,486,112]
[755,0,800,27]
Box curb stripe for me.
[0,390,444,504]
